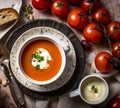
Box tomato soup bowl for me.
[17,36,68,85]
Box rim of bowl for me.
[17,36,66,85]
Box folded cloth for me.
[24,93,92,108]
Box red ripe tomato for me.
[81,0,101,13]
[108,97,120,108]
[107,21,120,42]
[95,51,113,73]
[67,0,82,6]
[92,8,111,25]
[67,8,88,30]
[32,0,52,11]
[112,41,120,59]
[51,0,70,18]
[83,23,103,43]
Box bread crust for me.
[0,8,19,26]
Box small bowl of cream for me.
[69,75,109,105]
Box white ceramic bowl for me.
[69,75,109,105]
[17,36,68,85]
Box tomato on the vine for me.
[92,8,111,25]
[32,0,52,11]
[81,0,101,13]
[67,8,88,30]
[112,41,120,59]
[67,0,82,6]
[107,21,120,42]
[51,0,70,18]
[83,23,103,43]
[95,51,113,73]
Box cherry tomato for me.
[32,0,52,11]
[95,51,113,73]
[67,0,82,6]
[107,21,120,42]
[67,8,88,30]
[112,41,120,59]
[81,0,101,13]
[108,97,120,108]
[51,0,70,18]
[92,8,111,25]
[83,23,103,43]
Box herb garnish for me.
[32,51,44,62]
[35,65,40,70]
[23,4,34,20]
[32,50,45,70]
[91,85,98,93]
[31,48,52,70]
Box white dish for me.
[17,36,68,85]
[0,0,22,39]
[10,27,76,92]
[69,75,109,105]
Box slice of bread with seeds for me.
[0,8,19,26]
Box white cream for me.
[81,77,106,102]
[32,48,52,70]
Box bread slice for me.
[0,8,19,26]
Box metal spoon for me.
[0,44,25,107]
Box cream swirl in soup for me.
[32,48,52,70]
[81,77,106,102]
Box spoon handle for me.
[0,62,25,107]
[9,72,25,106]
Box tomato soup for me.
[20,39,62,81]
